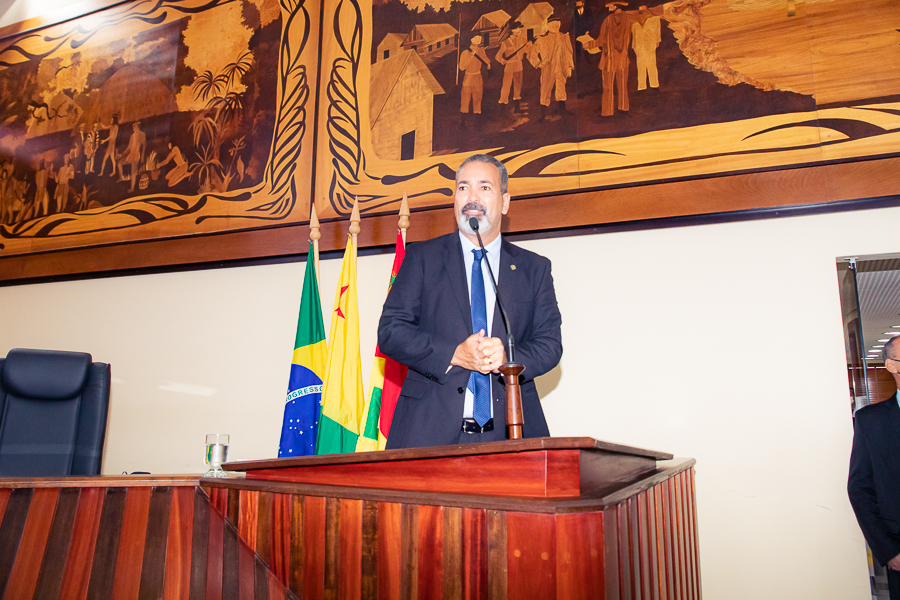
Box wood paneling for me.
[0,454,698,599]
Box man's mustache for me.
[460,202,487,215]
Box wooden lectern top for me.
[224,436,673,500]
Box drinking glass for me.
[205,433,229,477]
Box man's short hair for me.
[456,154,509,195]
[883,336,900,362]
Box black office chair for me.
[0,348,111,476]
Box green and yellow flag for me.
[315,237,365,454]
[278,244,326,457]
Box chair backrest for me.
[0,348,111,476]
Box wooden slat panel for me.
[3,487,58,599]
[240,491,260,552]
[205,496,225,600]
[653,485,668,600]
[506,512,555,600]
[0,488,33,596]
[674,475,687,600]
[87,487,127,600]
[637,493,651,600]
[416,504,443,600]
[165,486,195,600]
[34,487,80,599]
[338,498,362,600]
[255,556,270,600]
[442,506,462,600]
[617,503,631,600]
[485,509,504,600]
[360,500,378,600]
[324,497,340,600]
[222,519,239,599]
[141,487,174,598]
[227,489,239,527]
[556,512,603,600]
[270,493,289,586]
[303,496,325,600]
[237,535,256,599]
[189,488,210,600]
[267,568,287,600]
[462,508,488,600]
[602,509,619,600]
[688,470,701,600]
[257,492,273,569]
[111,486,152,599]
[628,494,649,600]
[60,486,105,600]
[376,502,400,600]
[646,487,660,600]
[0,490,12,532]
[288,495,304,597]
[400,503,418,600]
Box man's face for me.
[454,160,510,239]
[548,20,561,33]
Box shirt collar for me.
[459,230,502,257]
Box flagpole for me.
[309,201,321,283]
[350,197,360,254]
[399,192,410,247]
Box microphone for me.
[469,216,516,363]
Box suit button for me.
[457,387,464,394]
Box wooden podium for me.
[0,438,698,599]
[211,436,700,600]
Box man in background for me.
[849,335,900,599]
[378,154,563,448]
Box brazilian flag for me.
[278,244,327,457]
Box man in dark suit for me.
[849,335,900,599]
[378,154,562,449]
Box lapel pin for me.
[510,265,516,270]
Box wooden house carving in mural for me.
[402,24,460,61]
[370,50,445,161]
[472,10,512,48]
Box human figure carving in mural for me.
[632,6,661,91]
[54,154,74,213]
[84,121,101,174]
[579,2,635,116]
[123,122,146,192]
[496,21,531,114]
[459,34,491,128]
[98,114,119,178]
[529,15,574,122]
[72,123,86,175]
[34,160,50,217]
[159,143,189,187]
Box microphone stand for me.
[469,218,525,440]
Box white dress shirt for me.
[458,231,502,419]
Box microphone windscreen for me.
[468,217,480,232]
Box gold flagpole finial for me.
[350,197,361,251]
[310,200,321,282]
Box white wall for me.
[3,205,895,598]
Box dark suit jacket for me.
[377,232,563,449]
[848,394,900,566]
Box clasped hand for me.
[452,330,507,374]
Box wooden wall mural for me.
[0,0,898,274]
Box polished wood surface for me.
[0,440,698,598]
[234,438,668,499]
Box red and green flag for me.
[356,230,408,451]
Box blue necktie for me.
[469,249,491,426]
